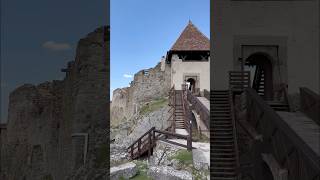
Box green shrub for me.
[130,160,153,180]
[169,149,193,165]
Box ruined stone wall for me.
[0,125,7,180]
[1,81,64,180]
[111,61,171,126]
[0,26,109,180]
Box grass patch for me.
[42,175,53,180]
[139,98,168,115]
[130,160,153,180]
[95,144,109,168]
[130,173,152,180]
[168,149,193,166]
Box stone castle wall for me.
[111,61,171,127]
[0,26,109,180]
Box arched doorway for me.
[186,78,196,93]
[245,52,274,100]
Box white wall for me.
[212,0,319,93]
[171,55,210,91]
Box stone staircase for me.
[211,90,238,180]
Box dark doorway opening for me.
[245,53,274,100]
[187,78,196,93]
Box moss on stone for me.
[130,160,152,180]
[139,98,168,115]
[168,149,193,166]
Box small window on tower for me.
[144,70,149,76]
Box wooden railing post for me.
[148,131,152,157]
[138,139,141,156]
[173,89,176,133]
[229,90,241,179]
[188,118,192,151]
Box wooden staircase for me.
[266,100,290,111]
[211,90,239,180]
[253,66,265,97]
[174,90,186,129]
[127,86,193,160]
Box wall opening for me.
[186,78,196,93]
[245,52,274,100]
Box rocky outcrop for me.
[110,162,137,180]
[111,62,171,127]
[148,166,193,180]
[110,106,171,166]
[0,26,109,180]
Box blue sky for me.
[1,0,108,122]
[111,0,209,96]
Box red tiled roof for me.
[170,21,209,51]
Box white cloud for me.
[123,74,133,78]
[42,41,71,51]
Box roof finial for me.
[188,19,192,24]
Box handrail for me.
[186,88,209,129]
[246,88,320,172]
[169,86,176,132]
[229,90,241,179]
[300,87,320,124]
[203,89,210,100]
[275,83,291,111]
[127,125,192,159]
[229,71,251,92]
[127,127,155,149]
[154,129,189,139]
[181,88,188,131]
[181,84,193,151]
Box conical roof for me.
[170,21,209,51]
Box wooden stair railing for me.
[127,126,192,160]
[186,87,209,130]
[128,85,194,160]
[168,86,176,132]
[229,90,241,180]
[300,87,320,125]
[182,85,192,150]
[204,89,210,100]
[267,83,291,112]
[245,88,320,180]
[229,71,251,94]
[252,66,265,97]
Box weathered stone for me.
[111,62,171,127]
[110,162,137,180]
[0,26,109,180]
[192,148,209,171]
[149,139,185,167]
[148,166,193,180]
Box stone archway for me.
[245,52,274,100]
